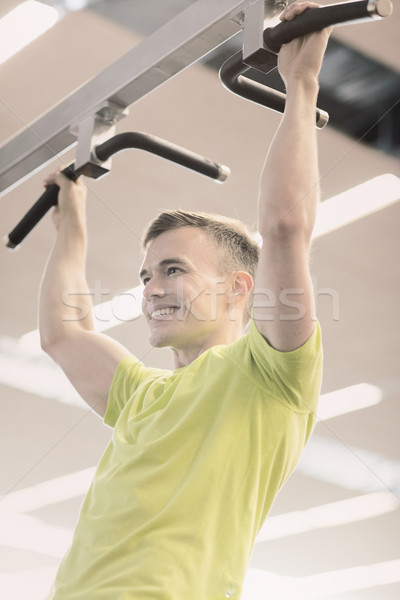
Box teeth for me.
[151,307,178,319]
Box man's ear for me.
[229,271,254,303]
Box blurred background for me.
[0,1,399,598]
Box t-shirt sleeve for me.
[104,355,149,428]
[248,319,323,415]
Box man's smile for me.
[149,305,180,320]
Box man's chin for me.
[149,334,173,349]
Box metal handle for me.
[5,134,230,250]
[219,50,330,128]
[5,165,79,249]
[95,132,230,182]
[264,0,393,53]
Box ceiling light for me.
[242,558,400,600]
[0,466,95,513]
[312,173,400,238]
[300,558,400,598]
[92,285,143,331]
[256,491,399,542]
[317,383,382,420]
[243,568,296,600]
[0,335,85,408]
[0,1,61,65]
[297,434,400,494]
[0,512,71,557]
[64,0,89,10]
[0,568,58,600]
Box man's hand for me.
[277,2,332,87]
[43,169,87,230]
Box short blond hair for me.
[142,209,260,279]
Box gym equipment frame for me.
[1,0,392,249]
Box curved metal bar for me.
[94,132,230,182]
[219,50,329,128]
[5,135,230,250]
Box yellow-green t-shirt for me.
[48,320,322,600]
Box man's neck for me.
[171,325,245,369]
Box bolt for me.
[267,0,288,9]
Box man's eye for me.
[167,266,181,275]
[142,277,150,285]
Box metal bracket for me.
[231,0,287,28]
[240,0,294,72]
[70,102,129,179]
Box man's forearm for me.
[39,210,94,350]
[259,76,320,242]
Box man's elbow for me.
[40,330,61,358]
[39,325,73,359]
[261,213,313,247]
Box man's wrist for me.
[285,75,319,97]
[56,209,87,240]
[284,77,320,118]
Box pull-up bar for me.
[3,0,393,250]
[220,0,392,124]
[264,0,392,52]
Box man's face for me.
[140,227,233,352]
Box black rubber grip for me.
[264,0,391,53]
[95,132,228,181]
[6,165,78,249]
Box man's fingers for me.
[279,2,332,41]
[43,168,83,190]
[43,168,64,187]
[280,1,320,21]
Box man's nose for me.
[143,276,168,299]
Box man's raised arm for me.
[39,171,131,417]
[253,2,330,352]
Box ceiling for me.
[0,1,399,598]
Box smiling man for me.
[139,222,256,366]
[40,4,329,599]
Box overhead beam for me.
[0,0,248,197]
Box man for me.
[41,3,329,598]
